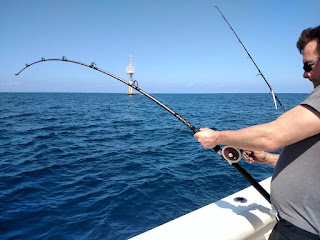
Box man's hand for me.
[194,128,219,149]
[244,150,279,166]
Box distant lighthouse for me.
[126,54,135,95]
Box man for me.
[194,26,320,239]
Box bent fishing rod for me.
[15,57,271,203]
[215,6,286,113]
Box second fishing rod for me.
[215,6,286,113]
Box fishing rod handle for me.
[232,163,271,203]
[194,129,270,202]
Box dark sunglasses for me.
[303,57,320,72]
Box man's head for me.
[297,26,320,54]
[297,26,320,88]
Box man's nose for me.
[303,71,310,79]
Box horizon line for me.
[0,91,309,94]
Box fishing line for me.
[15,57,271,203]
[215,6,286,113]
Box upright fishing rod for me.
[15,57,271,203]
[215,6,286,113]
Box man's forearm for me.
[217,123,278,151]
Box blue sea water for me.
[0,92,308,240]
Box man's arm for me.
[194,105,320,151]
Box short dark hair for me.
[297,26,320,54]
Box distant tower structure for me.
[126,54,135,95]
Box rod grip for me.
[231,163,271,203]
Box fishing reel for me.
[221,146,244,164]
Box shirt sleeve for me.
[301,86,320,113]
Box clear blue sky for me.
[1,0,319,93]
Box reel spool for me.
[221,146,242,164]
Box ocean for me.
[0,92,307,240]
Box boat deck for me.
[130,178,276,240]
